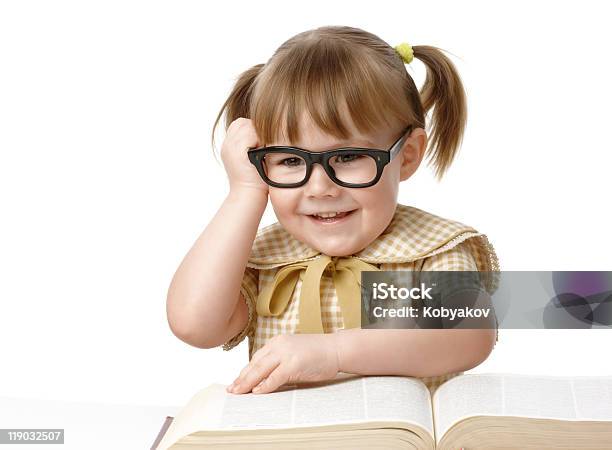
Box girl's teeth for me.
[313,211,350,219]
[317,212,339,218]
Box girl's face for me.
[268,112,426,256]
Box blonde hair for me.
[211,25,467,180]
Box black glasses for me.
[247,125,413,188]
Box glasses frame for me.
[247,125,413,188]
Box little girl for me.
[166,25,500,397]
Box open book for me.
[152,373,612,449]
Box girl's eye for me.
[279,157,304,167]
[334,153,362,164]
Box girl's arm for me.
[166,188,267,348]
[166,118,269,349]
[334,327,496,378]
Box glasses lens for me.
[329,153,378,184]
[263,152,307,184]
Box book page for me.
[218,374,434,436]
[571,377,612,420]
[432,373,612,443]
[362,375,433,436]
[156,384,227,450]
[158,373,434,450]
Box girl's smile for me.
[306,208,358,224]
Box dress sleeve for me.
[222,266,259,351]
[420,240,499,347]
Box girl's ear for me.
[399,128,427,181]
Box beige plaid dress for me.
[222,203,500,395]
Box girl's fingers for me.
[231,355,280,394]
[251,365,289,394]
[230,346,269,386]
[249,345,270,365]
[226,346,271,393]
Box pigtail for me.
[210,64,265,164]
[411,46,468,181]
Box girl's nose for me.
[303,164,341,197]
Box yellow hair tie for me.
[394,42,414,64]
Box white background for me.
[1,0,611,408]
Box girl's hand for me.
[220,117,269,196]
[226,334,340,395]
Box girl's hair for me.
[211,25,467,180]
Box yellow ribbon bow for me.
[256,255,381,334]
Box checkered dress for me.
[222,203,500,395]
